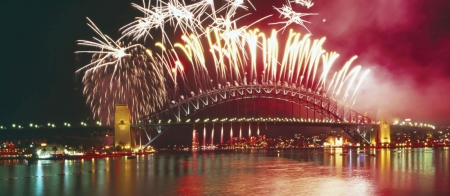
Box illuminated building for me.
[324,136,343,147]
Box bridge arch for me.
[173,96,341,121]
[140,85,371,125]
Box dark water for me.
[1,148,449,196]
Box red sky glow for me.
[303,0,450,126]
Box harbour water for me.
[1,148,449,196]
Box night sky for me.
[0,0,449,127]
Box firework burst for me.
[76,18,170,125]
[271,0,318,34]
[81,46,168,125]
[76,0,370,125]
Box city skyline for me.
[0,0,449,126]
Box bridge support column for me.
[230,123,233,148]
[239,123,242,141]
[220,123,224,145]
[192,126,199,151]
[203,124,206,148]
[211,124,215,147]
[257,123,260,136]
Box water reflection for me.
[0,148,449,195]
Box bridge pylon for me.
[376,110,391,147]
[114,104,134,148]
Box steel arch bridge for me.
[137,84,374,147]
[140,84,371,124]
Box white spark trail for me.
[271,0,318,34]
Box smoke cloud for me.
[302,0,450,126]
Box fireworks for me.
[292,0,314,9]
[76,0,370,125]
[80,45,169,125]
[76,18,172,125]
[75,18,142,74]
[271,0,318,34]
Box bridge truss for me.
[138,84,374,147]
[140,84,371,124]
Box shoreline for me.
[1,145,448,160]
[0,152,155,160]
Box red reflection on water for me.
[176,175,204,195]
